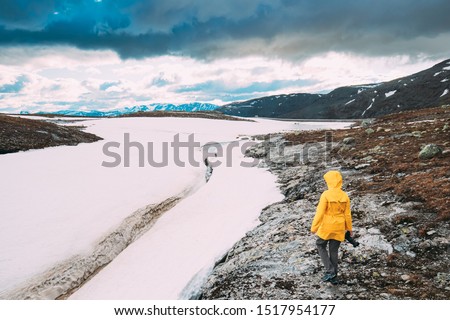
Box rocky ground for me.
[200,106,449,300]
[0,114,102,154]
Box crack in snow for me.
[0,193,191,299]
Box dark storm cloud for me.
[0,0,449,60]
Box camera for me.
[345,231,360,247]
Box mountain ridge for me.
[218,59,450,119]
[19,102,219,117]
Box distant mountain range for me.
[20,102,219,117]
[218,59,450,119]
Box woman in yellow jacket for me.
[311,170,353,283]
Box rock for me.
[435,273,450,284]
[361,119,373,128]
[372,271,380,277]
[401,227,411,234]
[418,144,443,159]
[365,128,375,134]
[343,137,356,145]
[376,127,384,132]
[355,163,370,170]
[443,123,449,131]
[368,228,381,235]
[412,131,422,138]
[380,293,390,299]
[426,230,437,236]
[401,274,410,281]
[370,145,383,154]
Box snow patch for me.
[356,84,380,94]
[441,78,449,83]
[361,98,375,117]
[443,66,450,71]
[440,89,449,97]
[385,90,397,98]
[345,99,355,105]
[434,71,444,77]
[70,141,287,299]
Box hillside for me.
[218,59,450,119]
[0,115,101,154]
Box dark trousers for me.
[316,237,341,275]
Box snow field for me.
[0,116,352,298]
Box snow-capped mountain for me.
[218,59,450,119]
[34,102,219,117]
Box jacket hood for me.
[324,170,343,189]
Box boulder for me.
[343,137,356,145]
[418,144,443,160]
[361,119,373,128]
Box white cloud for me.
[0,47,443,113]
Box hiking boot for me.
[329,276,340,285]
[322,273,337,282]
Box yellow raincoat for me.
[311,171,352,241]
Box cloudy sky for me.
[0,0,449,112]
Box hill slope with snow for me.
[218,59,450,119]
